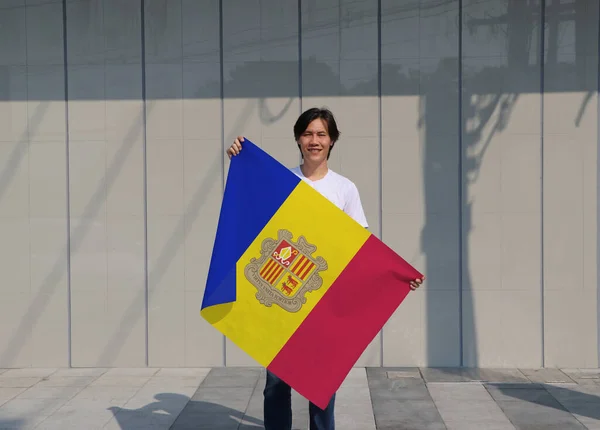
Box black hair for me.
[293,107,341,159]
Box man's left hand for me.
[409,277,425,291]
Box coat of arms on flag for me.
[244,229,328,312]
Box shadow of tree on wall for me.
[0,0,597,384]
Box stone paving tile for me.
[563,368,600,374]
[89,375,153,388]
[103,387,195,430]
[374,399,447,430]
[51,368,108,378]
[67,385,141,402]
[172,390,256,429]
[437,404,516,430]
[143,375,208,390]
[35,376,98,388]
[16,385,83,400]
[562,369,600,387]
[0,369,57,379]
[0,396,71,430]
[102,368,160,377]
[367,368,432,401]
[428,383,515,430]
[102,410,177,430]
[421,367,528,383]
[544,383,600,429]
[238,371,270,429]
[154,368,211,377]
[0,417,27,430]
[367,367,446,430]
[0,378,40,389]
[335,388,377,429]
[0,388,27,408]
[384,367,422,379]
[200,367,262,388]
[485,383,587,429]
[31,386,141,429]
[172,368,260,430]
[120,384,196,410]
[35,399,129,430]
[520,368,576,384]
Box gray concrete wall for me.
[0,0,597,369]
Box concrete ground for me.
[1,367,600,429]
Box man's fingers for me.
[408,278,423,291]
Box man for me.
[227,107,424,430]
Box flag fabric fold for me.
[201,138,422,409]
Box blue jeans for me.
[263,370,335,430]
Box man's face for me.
[297,118,332,163]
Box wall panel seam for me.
[597,0,600,368]
[540,0,546,368]
[141,0,149,367]
[61,0,73,368]
[298,0,302,115]
[377,0,383,367]
[219,0,226,367]
[458,0,464,368]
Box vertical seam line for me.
[458,0,464,368]
[298,0,302,115]
[62,0,72,368]
[141,0,149,367]
[596,0,600,368]
[219,0,226,367]
[540,0,546,368]
[377,0,383,367]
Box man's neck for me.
[300,161,329,181]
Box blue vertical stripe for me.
[202,139,301,309]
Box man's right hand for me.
[226,136,244,159]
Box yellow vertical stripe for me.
[201,181,370,366]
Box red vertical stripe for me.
[294,258,309,277]
[260,260,274,278]
[264,262,277,282]
[299,261,314,280]
[268,266,283,285]
[267,235,422,409]
[291,255,305,274]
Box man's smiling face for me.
[297,118,333,163]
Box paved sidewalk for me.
[1,367,600,429]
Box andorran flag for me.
[201,138,422,409]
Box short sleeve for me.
[343,183,369,228]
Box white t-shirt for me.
[290,165,369,228]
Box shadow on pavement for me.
[0,419,25,429]
[494,383,600,422]
[108,393,264,429]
